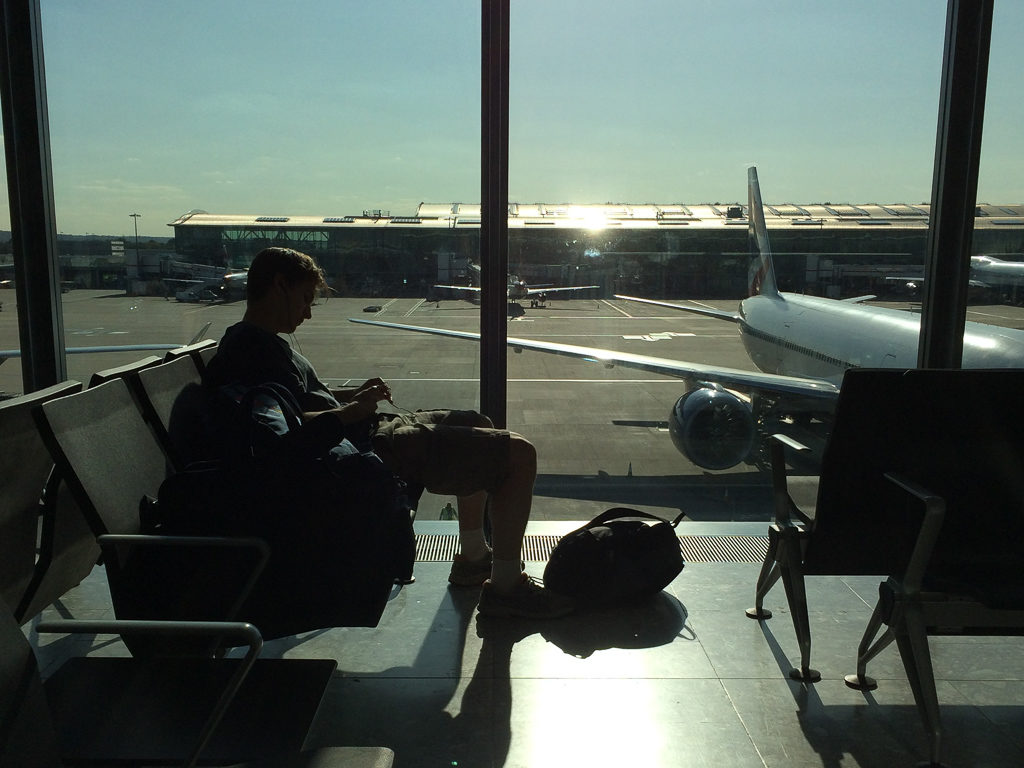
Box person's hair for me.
[245,247,326,300]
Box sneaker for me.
[448,551,492,586]
[477,575,575,619]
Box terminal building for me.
[169,202,1024,300]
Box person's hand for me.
[352,377,391,403]
[335,397,379,423]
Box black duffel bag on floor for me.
[543,507,686,606]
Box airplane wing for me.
[526,285,599,296]
[614,294,741,322]
[0,322,213,365]
[434,284,481,292]
[0,342,183,365]
[348,317,839,402]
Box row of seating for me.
[747,368,1024,767]
[0,341,395,767]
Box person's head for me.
[243,247,326,334]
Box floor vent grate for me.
[415,533,768,564]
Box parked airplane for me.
[352,167,1024,470]
[435,263,598,307]
[888,254,1024,302]
[168,270,248,303]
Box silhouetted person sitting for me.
[204,246,574,619]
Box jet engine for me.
[668,385,756,470]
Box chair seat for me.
[45,657,336,764]
[923,570,1024,611]
[245,746,396,768]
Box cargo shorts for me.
[370,409,512,496]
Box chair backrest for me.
[88,355,162,389]
[0,381,88,622]
[196,343,218,370]
[33,378,170,537]
[16,476,102,624]
[804,368,1024,578]
[0,599,63,767]
[163,339,218,370]
[135,356,206,470]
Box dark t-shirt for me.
[204,321,339,412]
[203,321,361,457]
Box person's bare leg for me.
[457,491,487,531]
[456,491,488,561]
[476,434,574,617]
[487,435,536,563]
[451,412,496,559]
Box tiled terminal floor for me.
[28,522,1024,768]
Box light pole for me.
[129,212,141,291]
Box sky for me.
[2,0,1019,237]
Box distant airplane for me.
[352,167,1024,471]
[167,270,248,303]
[435,263,598,307]
[888,254,1024,301]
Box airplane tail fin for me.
[747,166,780,298]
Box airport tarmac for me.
[5,289,1024,523]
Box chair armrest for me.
[769,433,812,526]
[883,471,946,595]
[36,618,262,768]
[97,534,270,625]
[98,533,269,559]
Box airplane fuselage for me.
[738,292,1024,385]
[508,281,529,301]
[971,255,1024,290]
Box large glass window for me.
[504,1,950,522]
[976,2,1024,291]
[12,1,1018,524]
[36,2,481,454]
[0,139,15,397]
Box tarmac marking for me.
[323,377,692,384]
[623,332,696,341]
[417,314,731,321]
[967,308,1021,322]
[601,299,633,317]
[508,332,735,339]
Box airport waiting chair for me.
[746,368,1024,766]
[134,354,207,471]
[35,375,407,643]
[197,342,218,369]
[0,381,98,624]
[0,598,394,767]
[24,380,397,766]
[32,377,271,655]
[164,337,218,370]
[17,470,103,625]
[87,354,163,389]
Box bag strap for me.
[239,382,304,432]
[585,507,686,530]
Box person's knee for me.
[507,433,537,474]
[472,412,495,429]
